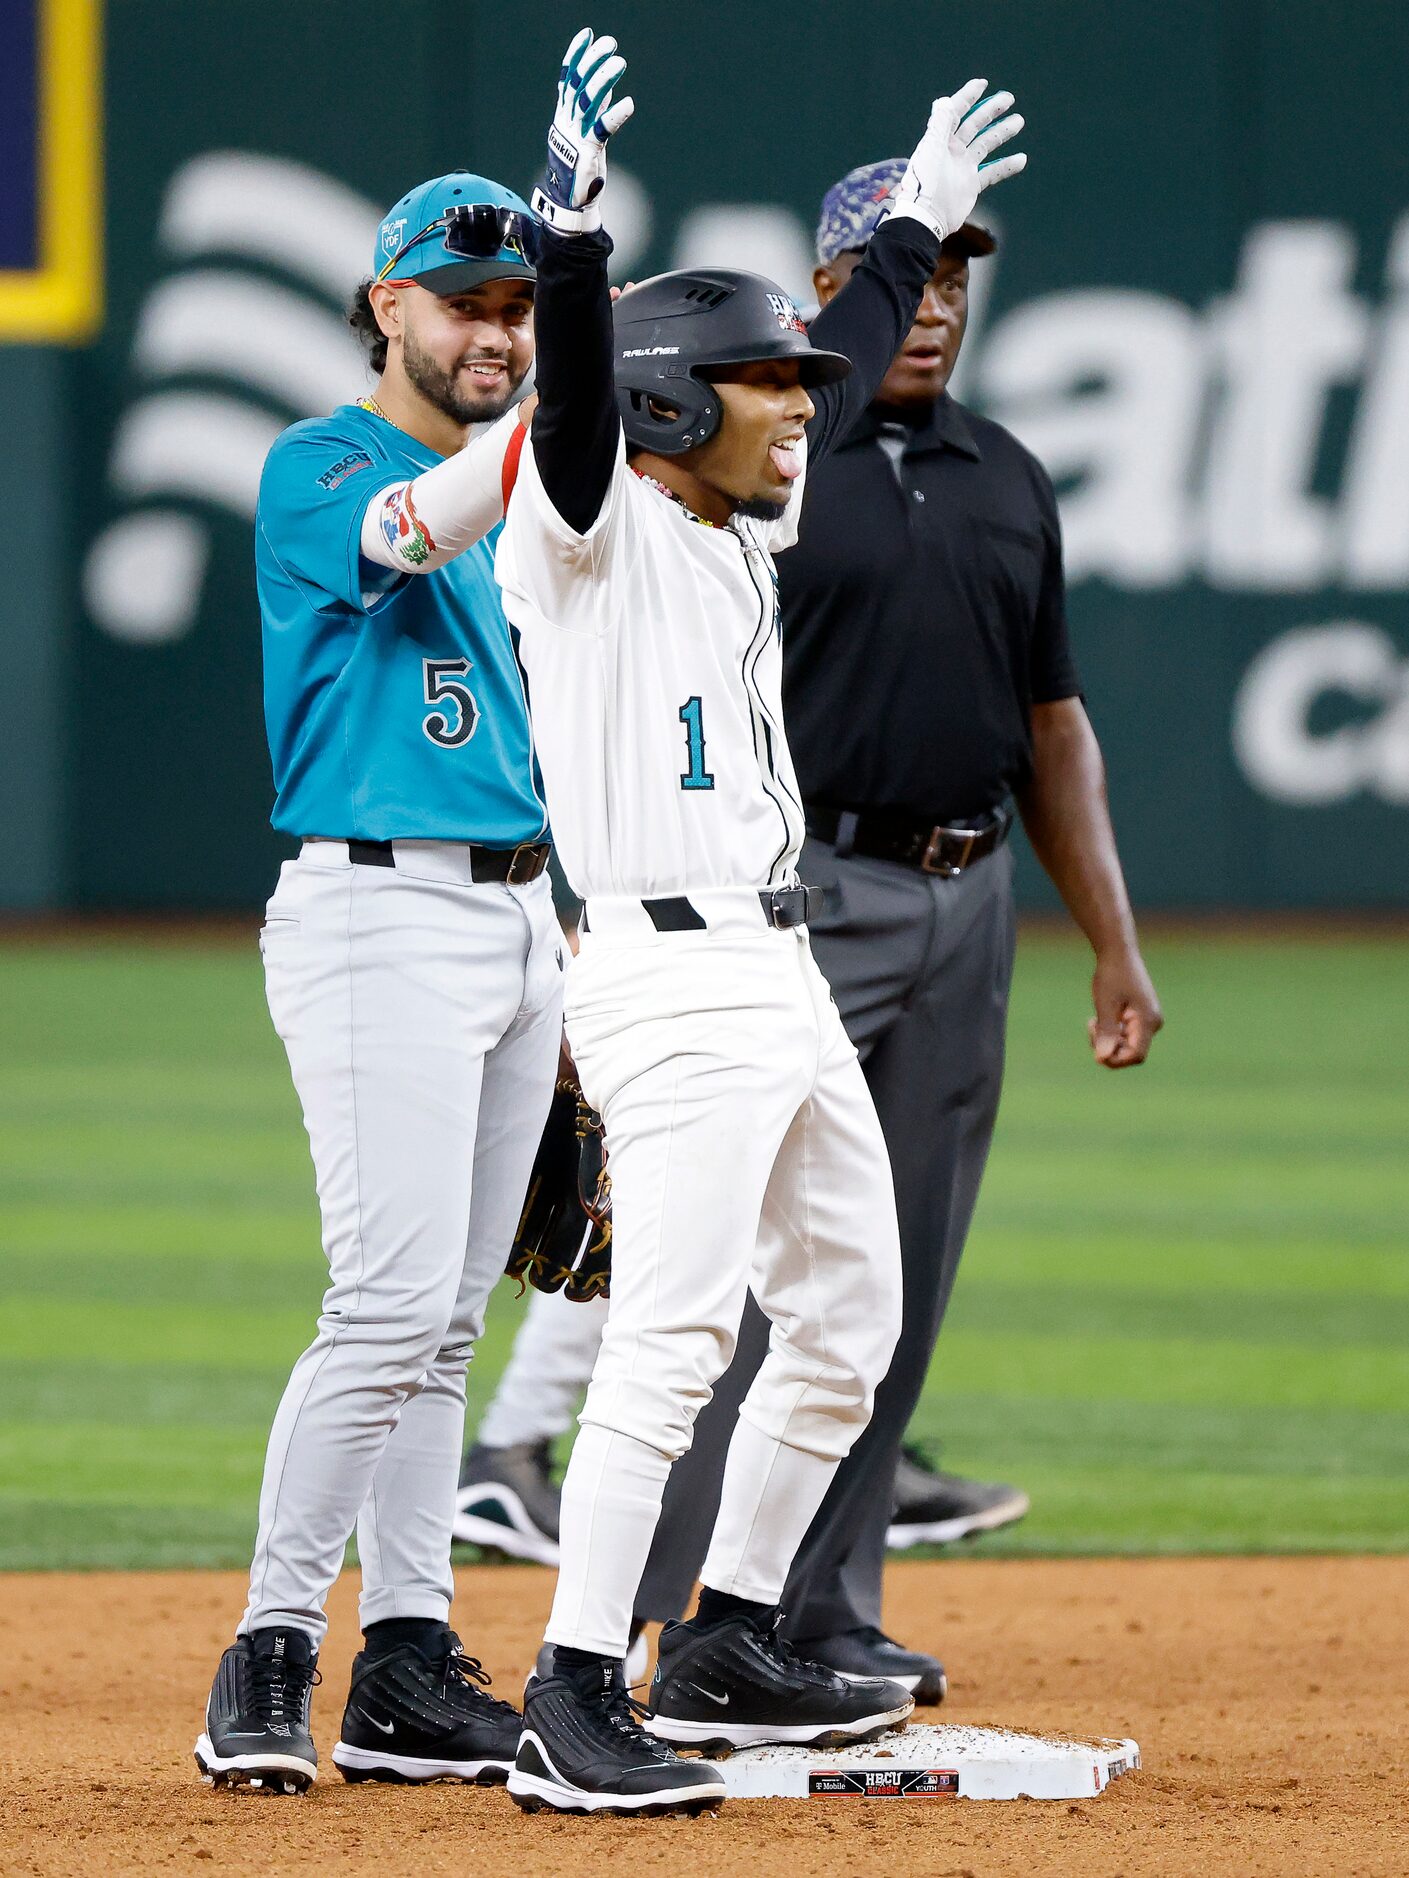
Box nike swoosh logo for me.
[358,1710,396,1735]
[690,1687,729,1707]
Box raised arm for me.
[528,28,635,534]
[357,404,528,576]
[532,229,618,535]
[808,79,1026,463]
[805,219,942,462]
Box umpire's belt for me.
[804,803,1012,878]
[580,884,822,940]
[303,836,551,885]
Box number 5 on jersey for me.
[423,658,479,748]
[679,696,714,791]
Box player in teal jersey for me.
[196,173,563,1798]
[258,172,547,842]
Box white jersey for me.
[495,432,808,900]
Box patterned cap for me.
[815,158,996,265]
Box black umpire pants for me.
[633,832,1017,1641]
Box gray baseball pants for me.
[242,843,564,1644]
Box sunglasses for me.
[376,203,542,284]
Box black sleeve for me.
[805,215,941,465]
[530,226,621,535]
[1027,456,1082,703]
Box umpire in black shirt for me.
[634,160,1163,1697]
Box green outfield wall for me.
[2,0,1407,910]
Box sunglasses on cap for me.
[376,203,542,284]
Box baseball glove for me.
[506,1077,612,1301]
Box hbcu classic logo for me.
[808,1768,960,1797]
[766,291,807,335]
[316,449,372,492]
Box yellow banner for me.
[0,0,103,342]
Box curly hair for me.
[348,279,388,377]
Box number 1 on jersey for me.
[678,696,715,791]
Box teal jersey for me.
[256,403,548,844]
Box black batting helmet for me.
[614,269,851,456]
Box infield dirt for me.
[2,1555,1405,1877]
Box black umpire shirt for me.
[779,391,1080,823]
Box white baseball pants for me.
[544,893,902,1656]
[241,841,563,1644]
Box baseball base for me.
[717,1723,1141,1800]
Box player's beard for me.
[402,326,522,425]
[734,491,793,522]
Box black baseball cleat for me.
[453,1440,561,1565]
[799,1624,947,1704]
[886,1444,1030,1549]
[194,1627,319,1794]
[645,1611,914,1751]
[331,1631,522,1784]
[509,1657,727,1816]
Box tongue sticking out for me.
[769,442,803,482]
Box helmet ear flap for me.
[617,379,721,457]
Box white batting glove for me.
[532,27,635,235]
[884,79,1027,243]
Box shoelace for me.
[600,1685,655,1737]
[573,1672,676,1758]
[443,1645,521,1724]
[752,1618,843,1689]
[248,1653,319,1727]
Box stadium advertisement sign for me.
[63,0,1408,909]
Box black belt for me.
[804,803,1012,877]
[583,886,823,934]
[344,837,551,885]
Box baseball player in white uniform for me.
[494,29,1027,1817]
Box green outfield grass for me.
[1,929,1406,1570]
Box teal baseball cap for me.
[373,171,539,294]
